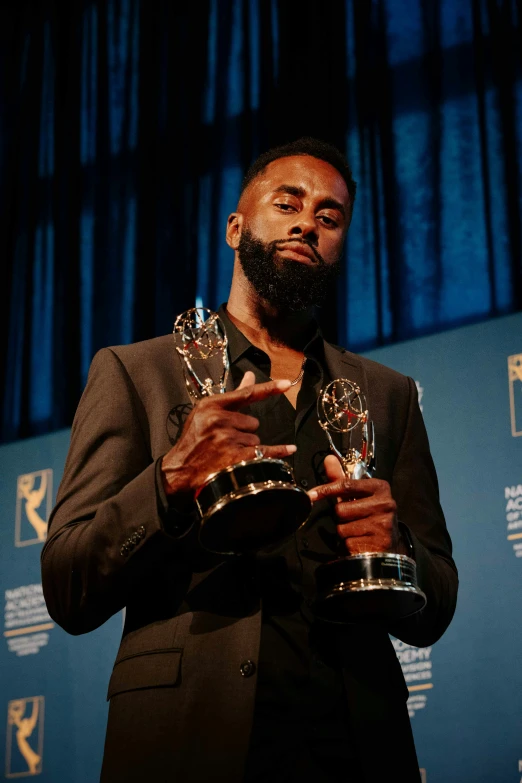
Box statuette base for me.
[314,552,427,623]
[196,458,311,554]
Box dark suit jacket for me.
[41,334,457,783]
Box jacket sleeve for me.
[41,347,195,636]
[388,376,458,647]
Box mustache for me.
[271,238,325,266]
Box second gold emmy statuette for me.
[315,379,426,623]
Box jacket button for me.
[240,660,256,678]
[300,478,309,488]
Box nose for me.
[287,212,318,244]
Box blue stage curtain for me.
[0,0,521,442]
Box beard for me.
[237,227,342,312]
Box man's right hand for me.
[161,371,296,507]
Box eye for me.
[274,202,296,212]
[318,214,339,228]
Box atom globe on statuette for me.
[173,307,311,555]
[314,378,427,624]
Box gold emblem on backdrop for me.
[14,471,52,547]
[508,354,522,437]
[5,697,44,778]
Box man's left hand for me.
[307,455,404,556]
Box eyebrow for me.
[317,197,346,220]
[272,185,346,219]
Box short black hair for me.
[240,137,357,210]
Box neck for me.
[227,273,315,352]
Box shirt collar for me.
[217,303,324,365]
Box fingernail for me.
[275,379,292,390]
[286,445,297,454]
[308,490,318,501]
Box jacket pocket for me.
[107,648,182,700]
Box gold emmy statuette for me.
[7,698,43,776]
[17,473,49,542]
[314,379,426,623]
[173,308,311,554]
[508,353,522,437]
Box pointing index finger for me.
[307,479,376,502]
[216,379,292,411]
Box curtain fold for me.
[1,0,521,442]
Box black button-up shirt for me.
[218,306,358,777]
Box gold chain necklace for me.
[270,357,306,387]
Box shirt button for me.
[240,660,256,678]
[300,478,309,488]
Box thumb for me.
[307,454,347,504]
[324,454,346,482]
[238,370,256,389]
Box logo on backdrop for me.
[15,470,52,547]
[5,697,44,778]
[392,638,434,718]
[415,380,424,413]
[508,353,522,437]
[505,482,522,559]
[4,585,54,657]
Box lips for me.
[277,242,317,263]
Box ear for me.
[226,212,244,250]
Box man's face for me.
[231,155,351,312]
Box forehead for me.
[249,155,350,206]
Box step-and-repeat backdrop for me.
[1,313,521,782]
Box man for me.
[41,138,457,782]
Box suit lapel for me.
[322,342,369,401]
